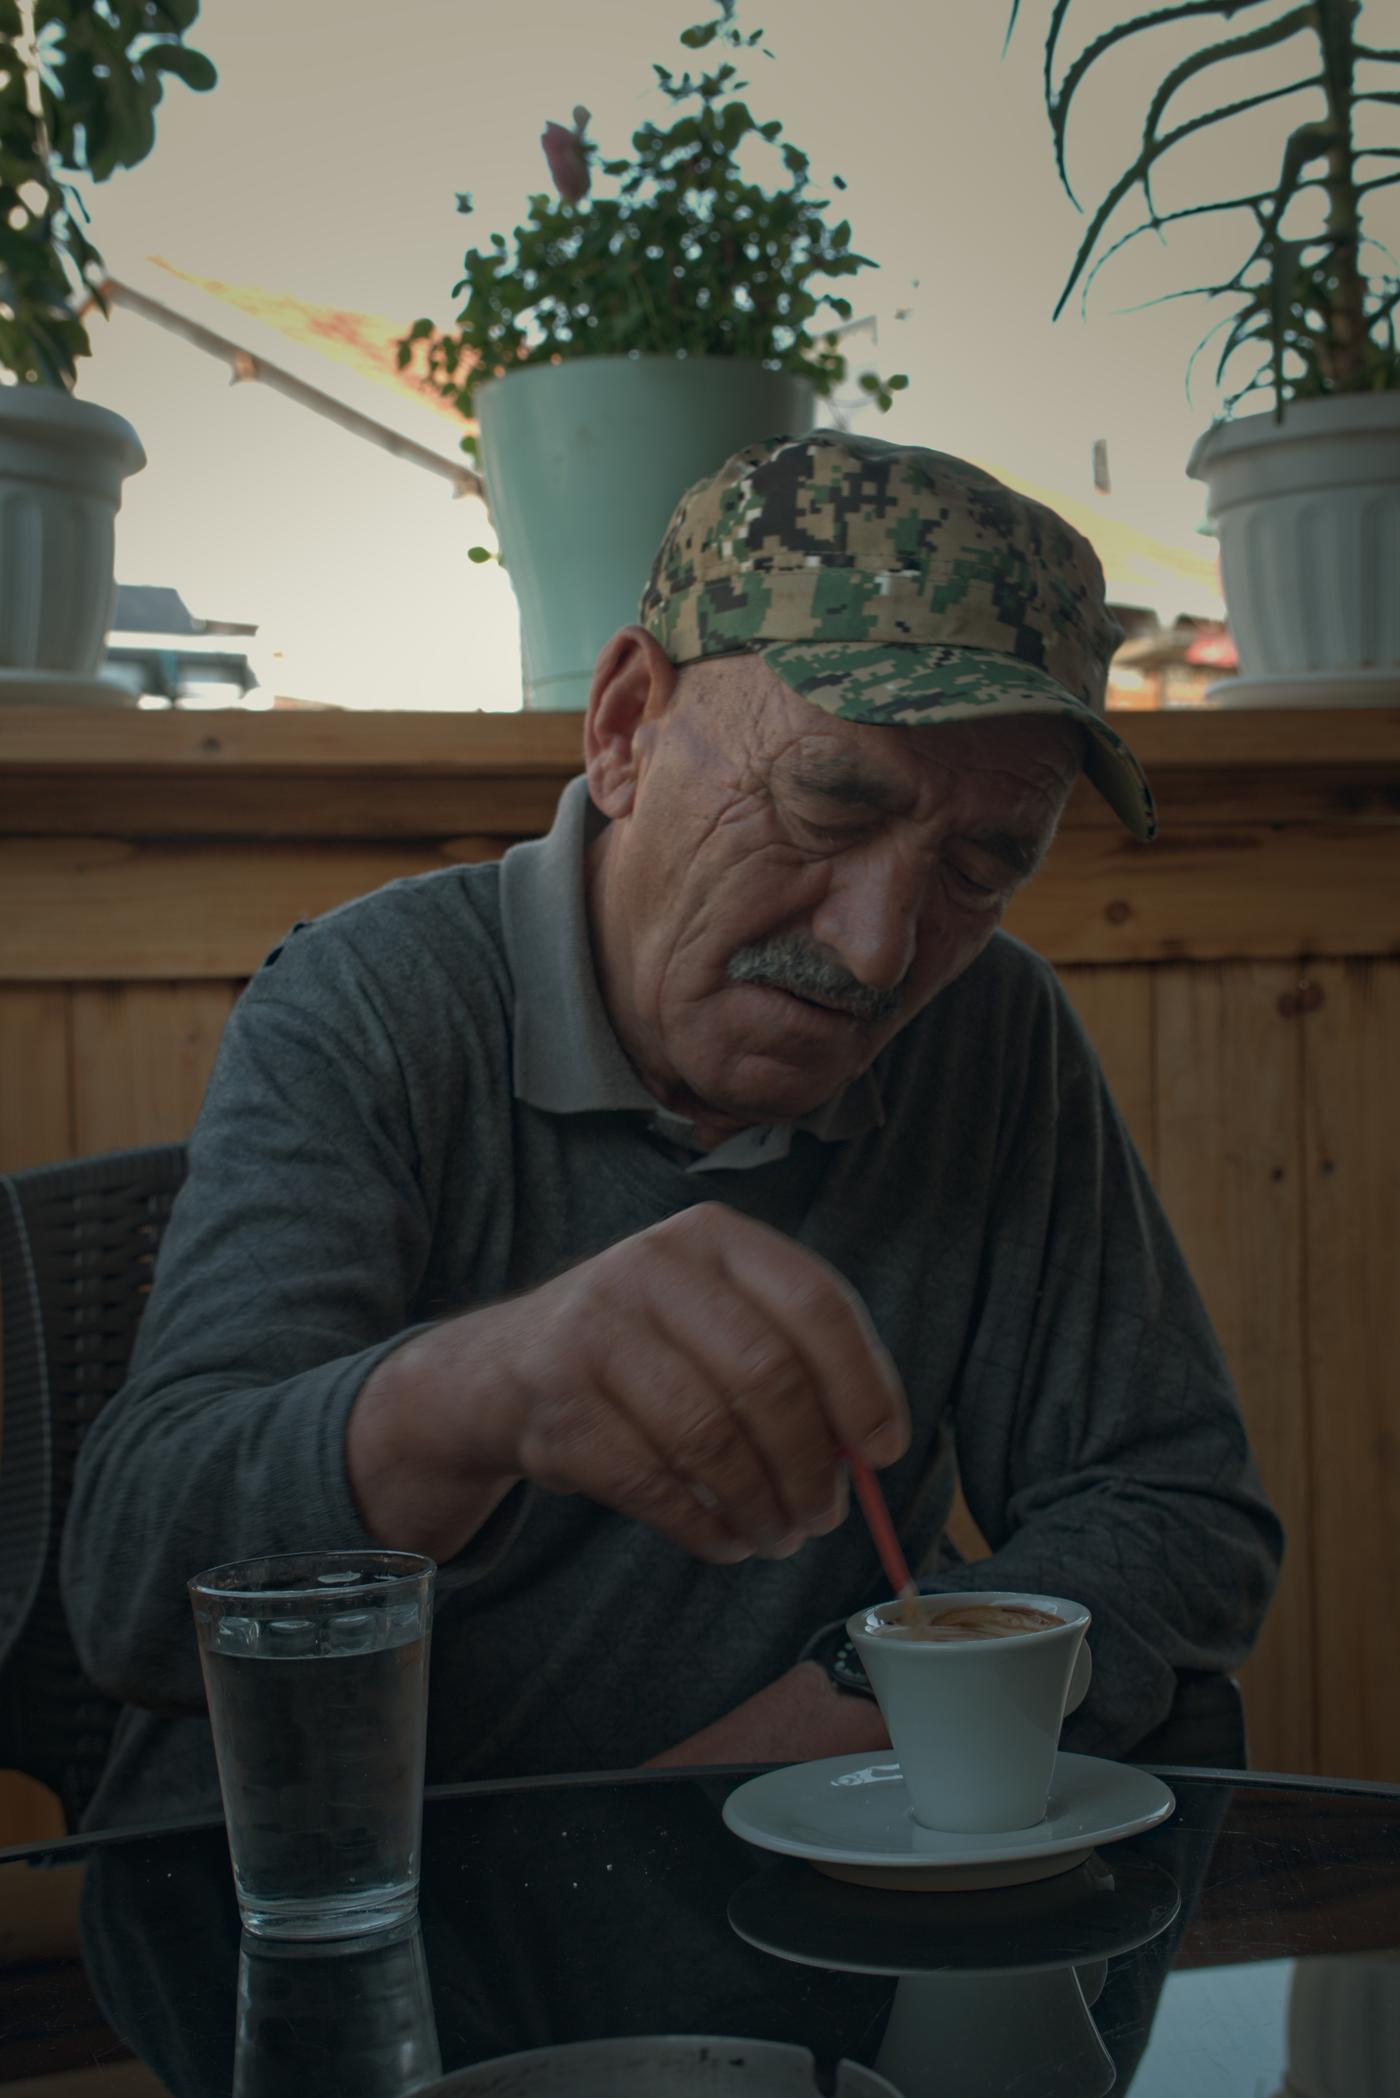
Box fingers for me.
[514,1372,753,1567]
[628,1206,908,1546]
[653,1271,848,1542]
[617,1311,818,1555]
[505,1203,908,1566]
[697,1205,910,1466]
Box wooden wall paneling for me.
[0,987,72,1173]
[0,1771,65,1849]
[0,700,589,772]
[0,839,501,982]
[2,697,1394,777]
[0,991,74,1843]
[1006,821,1400,966]
[1056,964,1157,1179]
[4,768,563,841]
[1153,962,1315,1777]
[1302,960,1400,1784]
[7,825,1400,986]
[70,982,241,1157]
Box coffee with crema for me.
[881,1600,1065,1643]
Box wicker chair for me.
[0,1143,188,1832]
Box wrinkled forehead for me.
[679,653,1084,797]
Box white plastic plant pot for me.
[0,388,145,699]
[474,355,815,711]
[419,2033,900,2096]
[1186,391,1400,706]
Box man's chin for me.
[695,1019,880,1123]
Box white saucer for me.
[726,1849,1181,1973]
[1201,668,1400,708]
[0,668,138,707]
[722,1752,1175,1892]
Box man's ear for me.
[584,626,678,820]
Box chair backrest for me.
[0,1143,188,1829]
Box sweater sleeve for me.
[938,982,1284,1758]
[59,907,515,1715]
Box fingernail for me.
[864,1420,904,1466]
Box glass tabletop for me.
[1,1764,1397,2097]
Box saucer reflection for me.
[727,1850,1182,2098]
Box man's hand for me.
[347,1202,908,1564]
[642,1662,892,1769]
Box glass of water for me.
[189,1550,434,1941]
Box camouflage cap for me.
[639,430,1155,841]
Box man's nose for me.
[809,861,922,995]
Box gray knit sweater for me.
[61,783,1282,1829]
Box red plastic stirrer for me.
[841,1444,922,1631]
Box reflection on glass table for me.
[0,1768,1392,2097]
[728,1845,1184,2097]
[233,1920,441,2098]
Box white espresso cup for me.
[847,1590,1093,1835]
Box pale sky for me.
[76,0,1400,708]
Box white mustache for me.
[727,934,904,1023]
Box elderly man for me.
[63,433,1281,1826]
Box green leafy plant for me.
[1006,0,1400,414]
[0,0,217,387]
[400,0,907,458]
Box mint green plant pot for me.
[474,356,816,710]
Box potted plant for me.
[402,0,907,710]
[0,0,216,703]
[1009,0,1400,705]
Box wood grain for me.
[1153,963,1314,1777]
[0,702,588,773]
[0,988,71,1172]
[0,992,73,1846]
[5,822,1400,983]
[1057,964,1157,1178]
[1005,821,1400,967]
[0,839,493,981]
[70,983,240,1155]
[4,709,1399,848]
[0,1773,65,1852]
[1,701,1396,774]
[2,769,564,841]
[1303,961,1400,1783]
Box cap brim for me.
[761,639,1156,843]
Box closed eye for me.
[946,863,1008,906]
[804,822,868,845]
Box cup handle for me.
[1066,1635,1092,1715]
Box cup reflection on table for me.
[848,1591,1093,1833]
[188,1549,435,1940]
[725,1849,1184,2098]
[233,1918,442,2098]
[875,1963,1114,2098]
